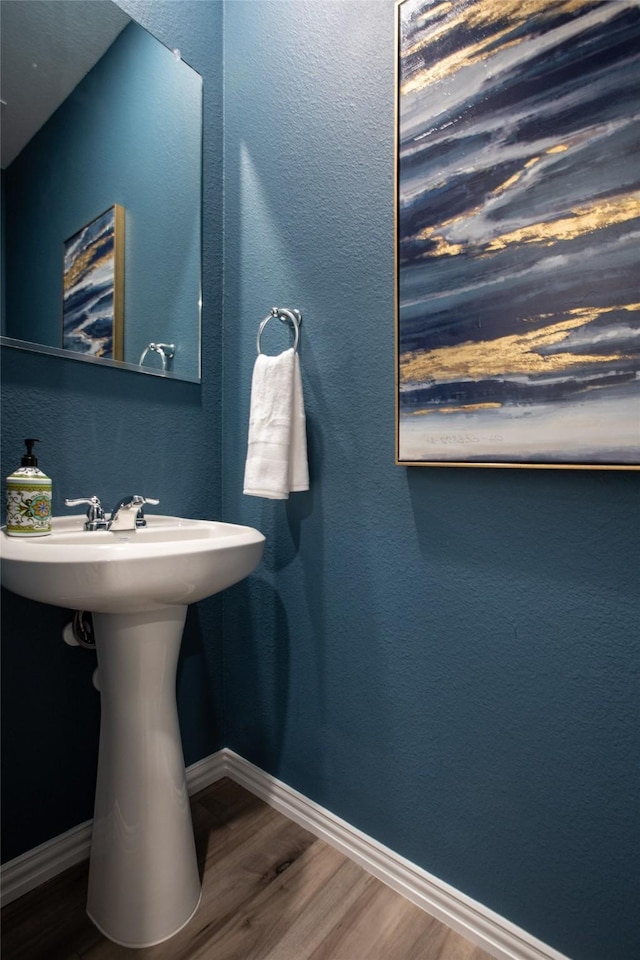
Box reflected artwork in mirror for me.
[63,204,124,361]
[0,0,202,382]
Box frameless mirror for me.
[1,0,202,382]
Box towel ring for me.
[257,307,301,355]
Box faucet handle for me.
[65,496,104,516]
[133,496,159,527]
[64,496,106,530]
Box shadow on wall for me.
[224,576,291,773]
[224,401,331,790]
[177,599,224,767]
[405,463,638,591]
[0,589,101,861]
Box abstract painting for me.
[396,0,640,468]
[63,205,124,360]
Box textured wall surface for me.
[2,3,639,959]
[0,0,223,861]
[221,4,640,960]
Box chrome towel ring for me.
[257,307,302,355]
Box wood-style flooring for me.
[1,778,494,960]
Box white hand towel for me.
[243,348,309,499]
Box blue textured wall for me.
[4,19,201,378]
[2,3,639,959]
[221,4,640,960]
[0,0,223,861]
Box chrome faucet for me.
[107,495,160,531]
[65,495,159,531]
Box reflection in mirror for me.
[1,0,202,382]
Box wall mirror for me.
[1,0,202,382]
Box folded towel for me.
[243,347,309,499]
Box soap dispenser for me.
[6,439,52,536]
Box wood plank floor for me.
[1,778,494,960]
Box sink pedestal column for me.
[87,606,202,948]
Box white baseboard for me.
[1,748,571,960]
[0,817,94,911]
[0,750,227,908]
[223,750,572,960]
[184,748,228,796]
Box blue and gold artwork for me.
[396,0,640,467]
[63,205,124,360]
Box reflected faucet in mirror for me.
[139,343,176,372]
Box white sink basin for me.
[0,514,265,613]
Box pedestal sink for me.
[0,515,265,947]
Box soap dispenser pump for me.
[6,439,52,536]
